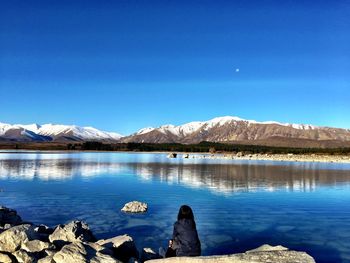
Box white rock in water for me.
[121,201,148,213]
[167,153,177,158]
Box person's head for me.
[177,205,195,221]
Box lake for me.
[1,151,350,262]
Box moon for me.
[235,68,240,72]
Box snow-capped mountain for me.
[2,116,350,147]
[0,122,123,142]
[121,116,350,147]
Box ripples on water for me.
[0,151,350,263]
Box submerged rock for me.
[48,221,96,246]
[0,206,22,228]
[121,201,148,213]
[0,224,38,253]
[96,234,139,262]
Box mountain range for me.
[1,116,350,148]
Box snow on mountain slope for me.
[134,116,317,138]
[122,116,350,144]
[0,122,123,141]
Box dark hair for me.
[177,205,195,221]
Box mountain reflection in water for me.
[1,157,350,194]
[1,152,350,263]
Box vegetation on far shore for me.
[1,141,350,155]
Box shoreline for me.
[1,149,349,164]
[0,206,316,263]
[177,152,350,164]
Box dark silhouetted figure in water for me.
[162,205,201,257]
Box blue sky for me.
[0,0,349,135]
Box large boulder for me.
[48,221,96,246]
[121,201,148,213]
[0,224,38,253]
[96,234,139,262]
[0,206,22,228]
[52,242,121,263]
[144,244,315,263]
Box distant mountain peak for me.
[121,116,350,147]
[0,122,122,142]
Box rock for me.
[12,249,35,263]
[0,252,13,263]
[48,221,96,246]
[37,255,55,263]
[22,240,53,253]
[53,242,121,263]
[121,201,148,213]
[35,224,54,235]
[0,206,22,227]
[0,224,38,253]
[34,224,54,242]
[144,247,315,263]
[246,244,288,253]
[236,152,244,157]
[141,247,161,262]
[167,153,177,158]
[183,154,189,159]
[96,234,138,262]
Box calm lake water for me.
[1,151,350,262]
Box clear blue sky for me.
[1,0,349,135]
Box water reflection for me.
[1,156,350,194]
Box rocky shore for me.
[0,206,316,263]
[169,152,350,163]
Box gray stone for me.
[96,234,138,262]
[48,221,96,246]
[12,249,35,263]
[0,252,13,263]
[0,224,38,253]
[37,254,55,263]
[121,201,148,213]
[246,244,288,253]
[53,242,121,263]
[22,240,53,253]
[144,246,315,263]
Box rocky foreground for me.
[0,206,316,263]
